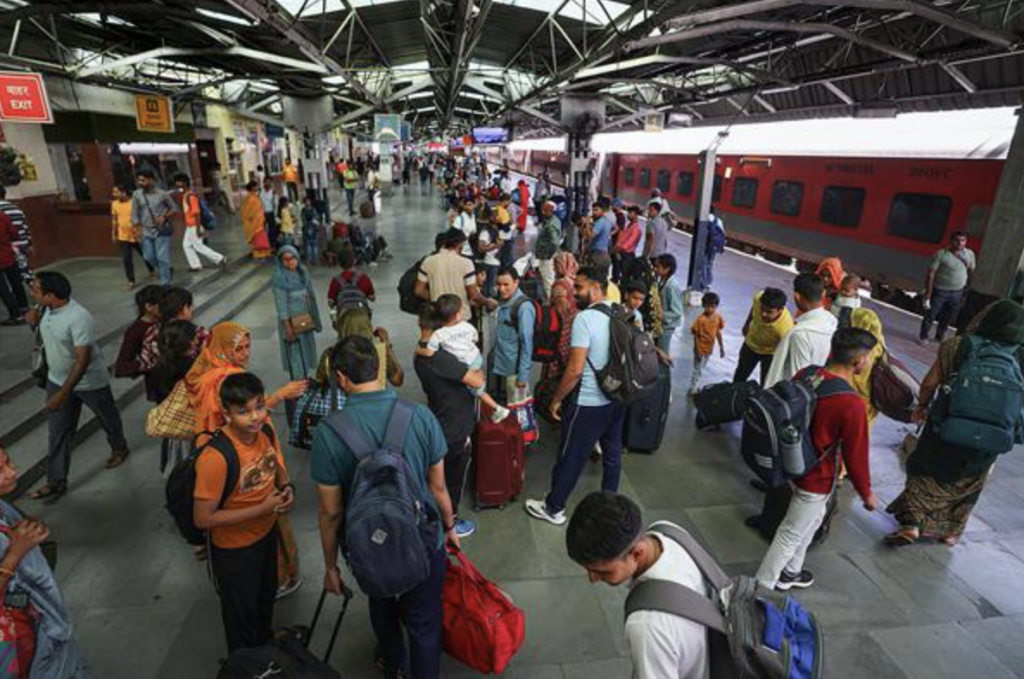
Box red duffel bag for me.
[442,548,525,674]
[871,351,920,423]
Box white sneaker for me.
[525,499,567,526]
[491,405,511,423]
[276,576,303,600]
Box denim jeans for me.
[46,381,128,485]
[142,234,172,284]
[919,287,964,342]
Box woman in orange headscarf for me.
[815,257,845,309]
[184,321,307,595]
[241,180,272,259]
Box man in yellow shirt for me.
[734,287,793,385]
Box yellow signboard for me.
[134,94,174,133]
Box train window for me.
[712,175,723,203]
[639,168,651,189]
[820,186,865,228]
[770,180,804,217]
[656,169,670,193]
[731,177,758,209]
[887,193,952,243]
[965,204,989,237]
[624,167,635,186]
[676,172,694,196]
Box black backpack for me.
[165,424,275,546]
[398,257,427,315]
[507,296,563,364]
[332,272,371,315]
[588,304,660,404]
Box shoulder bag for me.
[145,380,195,440]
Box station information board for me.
[135,94,175,133]
[0,72,53,124]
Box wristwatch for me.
[418,340,429,348]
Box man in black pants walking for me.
[414,303,483,538]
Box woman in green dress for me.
[271,245,323,379]
[886,300,1024,546]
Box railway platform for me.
[3,187,1021,679]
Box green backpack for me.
[931,336,1024,453]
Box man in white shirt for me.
[452,199,477,258]
[566,492,710,679]
[763,273,837,388]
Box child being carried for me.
[416,294,511,423]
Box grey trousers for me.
[47,381,128,485]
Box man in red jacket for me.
[755,327,879,591]
[0,210,28,325]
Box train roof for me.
[510,108,1018,161]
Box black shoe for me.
[776,569,815,591]
[0,317,25,326]
[744,515,764,531]
[750,478,768,493]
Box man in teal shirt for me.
[29,271,129,501]
[312,336,458,679]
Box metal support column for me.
[687,141,720,295]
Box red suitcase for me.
[472,404,525,510]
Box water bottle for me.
[779,423,805,476]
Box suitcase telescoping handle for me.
[309,585,354,663]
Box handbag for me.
[870,351,920,423]
[289,373,345,450]
[289,312,316,335]
[145,381,195,440]
[441,548,524,675]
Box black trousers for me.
[211,525,278,652]
[46,381,128,485]
[265,212,279,249]
[0,264,28,317]
[733,344,772,386]
[444,438,472,515]
[118,240,153,284]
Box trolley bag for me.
[472,403,525,510]
[442,548,525,675]
[870,352,920,424]
[625,523,825,679]
[359,200,375,219]
[624,362,672,453]
[216,587,353,679]
[694,381,761,430]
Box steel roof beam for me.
[503,0,573,69]
[627,19,920,63]
[77,46,332,78]
[660,0,1016,49]
[337,0,391,68]
[223,0,381,107]
[940,61,977,92]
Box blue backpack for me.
[198,194,217,230]
[931,335,1024,453]
[626,523,825,679]
[707,217,726,255]
[323,402,438,599]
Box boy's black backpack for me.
[332,272,371,315]
[740,367,853,489]
[507,296,563,364]
[165,424,275,546]
[398,257,427,315]
[588,304,660,404]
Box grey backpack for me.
[324,402,438,599]
[625,523,825,679]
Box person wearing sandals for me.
[0,446,92,677]
[886,300,1024,547]
[185,322,308,598]
[28,272,129,503]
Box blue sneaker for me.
[454,519,476,538]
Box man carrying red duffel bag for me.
[442,548,525,674]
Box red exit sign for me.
[0,72,53,124]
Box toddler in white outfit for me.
[416,294,511,423]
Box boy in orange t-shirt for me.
[193,372,295,652]
[689,291,725,395]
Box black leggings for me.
[119,240,154,283]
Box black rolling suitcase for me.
[217,587,353,679]
[693,380,761,429]
[624,363,671,453]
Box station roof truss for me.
[0,0,1021,136]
